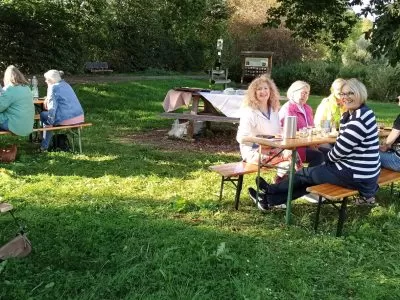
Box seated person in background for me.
[236,75,298,184]
[314,78,346,130]
[379,96,400,172]
[0,65,34,136]
[278,80,324,167]
[252,78,381,211]
[314,78,347,154]
[40,70,84,151]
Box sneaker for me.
[271,203,287,209]
[303,193,322,204]
[354,196,376,206]
[248,187,269,211]
[255,176,270,193]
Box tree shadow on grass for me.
[1,194,399,299]
[8,136,240,179]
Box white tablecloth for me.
[199,92,244,118]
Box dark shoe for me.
[255,176,270,193]
[38,147,48,153]
[248,187,269,211]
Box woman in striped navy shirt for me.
[250,78,381,210]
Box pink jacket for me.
[279,101,315,161]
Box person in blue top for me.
[0,65,34,136]
[379,96,400,171]
[40,70,84,151]
[251,78,381,211]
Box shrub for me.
[366,63,400,101]
[272,61,339,94]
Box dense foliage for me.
[265,0,400,65]
[272,60,400,101]
[0,0,229,74]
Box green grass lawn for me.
[1,79,399,299]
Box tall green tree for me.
[264,0,400,65]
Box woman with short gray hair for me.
[40,70,84,151]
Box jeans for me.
[40,111,53,149]
[264,163,378,205]
[0,120,9,131]
[305,147,325,167]
[380,151,400,172]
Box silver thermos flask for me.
[283,116,297,139]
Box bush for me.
[365,63,400,101]
[272,61,339,95]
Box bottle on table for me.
[31,76,39,100]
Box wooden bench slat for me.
[32,123,93,132]
[306,183,358,200]
[306,168,400,201]
[209,162,259,177]
[209,161,272,210]
[377,168,400,186]
[160,112,239,123]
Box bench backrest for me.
[84,62,109,70]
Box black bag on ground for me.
[49,134,71,152]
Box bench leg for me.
[219,176,225,201]
[314,196,324,232]
[234,175,244,210]
[336,197,348,237]
[77,128,82,153]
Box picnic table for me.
[243,127,391,225]
[160,87,287,138]
[160,88,243,138]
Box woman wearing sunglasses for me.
[253,78,380,211]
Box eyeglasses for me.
[338,92,355,97]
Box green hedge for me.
[272,61,400,101]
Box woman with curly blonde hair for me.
[236,75,296,193]
[242,74,281,112]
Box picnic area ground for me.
[1,77,399,299]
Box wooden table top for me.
[243,128,391,149]
[34,99,44,105]
[243,135,336,149]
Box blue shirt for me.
[46,80,84,125]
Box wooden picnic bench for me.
[84,62,113,73]
[209,161,269,210]
[307,168,400,236]
[0,123,93,154]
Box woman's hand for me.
[43,97,49,110]
[380,144,390,152]
[282,149,292,159]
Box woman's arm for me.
[328,119,367,162]
[0,89,14,112]
[45,85,57,125]
[236,109,256,144]
[380,129,400,151]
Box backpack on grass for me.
[49,134,71,152]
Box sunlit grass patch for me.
[1,78,399,299]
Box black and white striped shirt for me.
[328,104,381,179]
